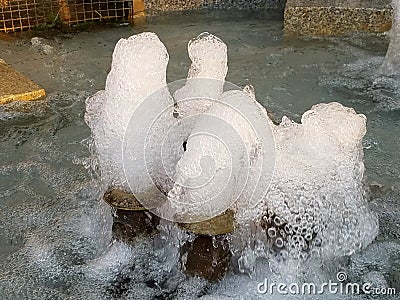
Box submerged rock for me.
[180,235,231,282]
[30,37,54,55]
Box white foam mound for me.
[168,88,275,222]
[86,31,378,261]
[85,32,178,195]
[235,102,378,261]
[174,32,228,123]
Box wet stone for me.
[104,189,160,241]
[144,0,285,15]
[112,210,159,243]
[0,62,46,104]
[104,189,147,211]
[284,0,393,36]
[178,210,235,281]
[181,235,231,282]
[178,209,235,236]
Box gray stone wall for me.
[144,0,286,14]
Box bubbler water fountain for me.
[1,2,400,298]
[85,30,379,282]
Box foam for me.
[168,87,275,222]
[174,32,228,122]
[85,32,177,195]
[233,102,378,267]
[83,32,379,294]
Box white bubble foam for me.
[85,32,182,203]
[233,102,378,268]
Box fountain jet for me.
[381,0,400,75]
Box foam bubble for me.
[85,32,176,194]
[174,32,228,123]
[233,102,378,268]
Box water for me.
[381,0,400,75]
[0,12,399,299]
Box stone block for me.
[284,0,393,36]
[0,61,45,105]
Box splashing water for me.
[232,102,378,273]
[85,31,378,266]
[168,87,275,222]
[85,33,179,197]
[1,13,394,298]
[381,0,400,75]
[174,32,228,125]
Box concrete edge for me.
[0,61,46,105]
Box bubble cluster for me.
[167,88,275,222]
[85,32,178,194]
[86,31,378,262]
[174,32,228,124]
[233,102,379,266]
[1,22,392,299]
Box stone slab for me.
[178,209,235,236]
[0,61,45,104]
[144,0,285,14]
[284,0,393,36]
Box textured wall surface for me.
[1,0,285,33]
[144,0,286,14]
[284,0,393,35]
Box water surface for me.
[0,12,399,299]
